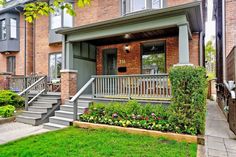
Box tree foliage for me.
[0,0,91,23]
[205,40,216,62]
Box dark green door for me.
[103,48,117,75]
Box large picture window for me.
[7,56,16,75]
[49,53,62,82]
[0,19,6,40]
[142,42,166,74]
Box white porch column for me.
[178,24,190,64]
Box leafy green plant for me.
[0,105,15,118]
[0,90,24,108]
[169,66,207,135]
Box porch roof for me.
[57,1,203,42]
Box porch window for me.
[49,53,62,82]
[0,19,6,40]
[142,42,166,74]
[130,0,146,12]
[7,56,16,75]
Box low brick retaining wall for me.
[74,121,202,144]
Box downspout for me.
[33,21,35,74]
[24,20,27,89]
[200,31,204,66]
[222,0,226,81]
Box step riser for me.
[21,113,44,118]
[35,100,58,103]
[49,118,71,126]
[64,102,91,108]
[16,117,37,125]
[28,108,49,113]
[60,106,87,113]
[32,103,54,108]
[55,112,81,119]
[43,125,61,130]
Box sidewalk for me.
[205,100,236,157]
[0,122,49,145]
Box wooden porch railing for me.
[92,74,172,99]
[8,75,45,92]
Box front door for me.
[103,48,117,75]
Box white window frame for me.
[10,18,17,39]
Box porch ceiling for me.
[57,1,203,43]
[86,27,178,46]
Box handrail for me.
[18,76,47,110]
[28,89,46,105]
[19,76,46,96]
[69,77,95,120]
[92,74,169,78]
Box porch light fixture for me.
[124,34,130,39]
[124,44,131,53]
[4,52,10,55]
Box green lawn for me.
[0,127,197,157]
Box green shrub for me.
[80,100,171,131]
[0,90,24,108]
[0,105,15,118]
[169,66,207,135]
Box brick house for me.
[0,0,207,128]
[213,0,236,134]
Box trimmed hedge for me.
[0,90,24,108]
[169,66,207,135]
[0,105,15,118]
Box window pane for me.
[50,54,56,80]
[51,8,62,29]
[131,0,146,12]
[0,20,6,40]
[10,18,17,39]
[7,56,16,74]
[152,0,161,9]
[56,54,62,79]
[63,8,73,27]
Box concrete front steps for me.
[16,94,61,126]
[43,100,92,130]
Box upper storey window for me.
[0,19,6,40]
[123,0,164,14]
[50,4,73,30]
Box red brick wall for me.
[97,34,200,75]
[0,14,33,76]
[167,0,195,7]
[225,0,236,56]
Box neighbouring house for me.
[213,0,236,134]
[0,0,207,129]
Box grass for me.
[0,127,197,157]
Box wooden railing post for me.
[73,99,78,121]
[128,77,131,99]
[44,76,48,94]
[92,79,95,98]
[25,91,29,111]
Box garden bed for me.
[74,121,198,144]
[0,116,15,125]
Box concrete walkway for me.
[0,122,49,145]
[205,100,236,157]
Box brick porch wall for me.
[97,33,200,75]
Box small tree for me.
[205,40,216,79]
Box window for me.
[142,42,166,74]
[123,0,163,14]
[10,18,17,39]
[7,56,16,74]
[49,53,62,82]
[130,0,146,12]
[0,19,6,40]
[50,4,73,29]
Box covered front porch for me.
[58,2,203,102]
